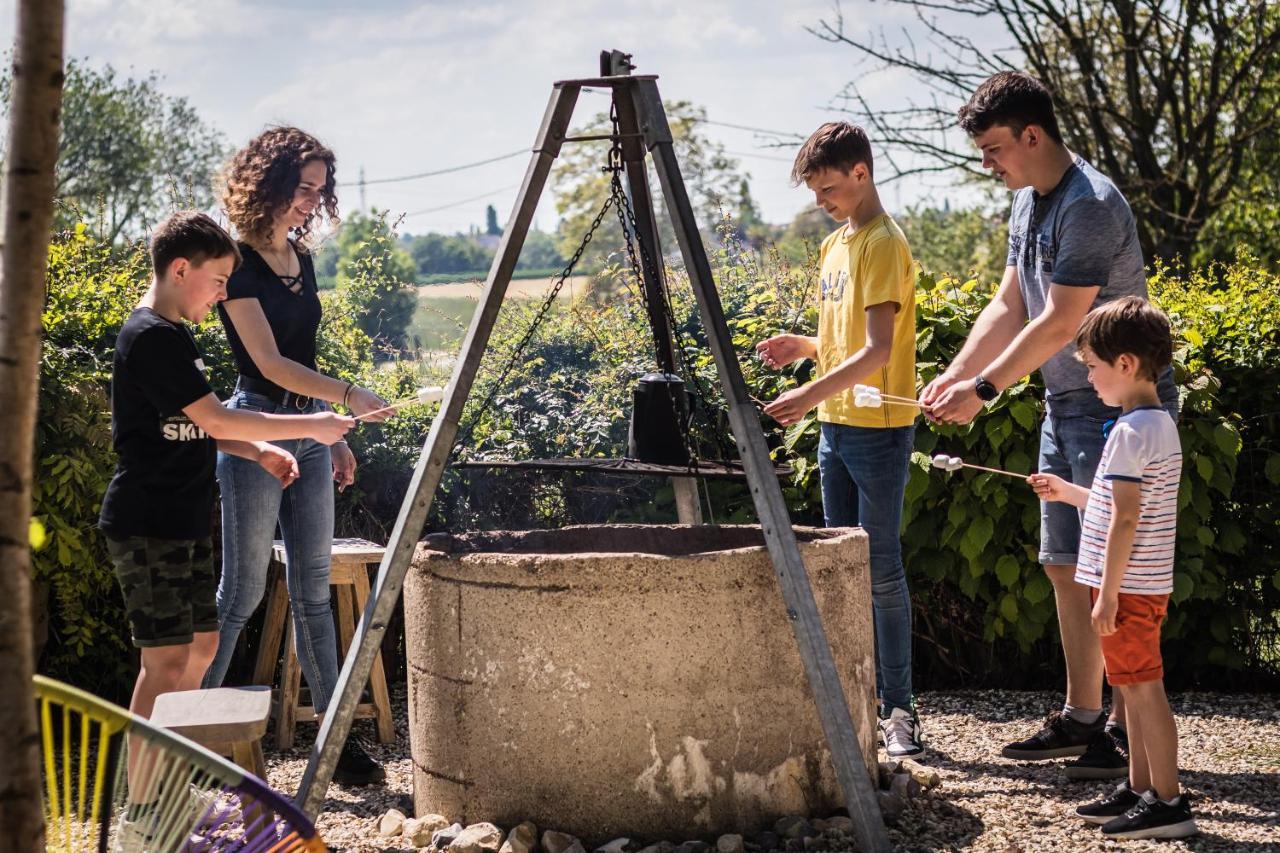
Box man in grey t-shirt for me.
[923,71,1175,775]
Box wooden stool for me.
[252,537,395,749]
[150,686,272,780]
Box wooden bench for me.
[150,686,272,780]
[252,537,395,749]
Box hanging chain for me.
[453,183,618,455]
[610,168,737,465]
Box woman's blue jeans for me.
[818,422,915,715]
[202,391,340,714]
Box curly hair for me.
[219,126,339,251]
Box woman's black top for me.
[217,242,322,383]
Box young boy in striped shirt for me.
[1029,296,1195,840]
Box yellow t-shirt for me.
[815,214,918,428]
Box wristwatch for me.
[974,374,999,401]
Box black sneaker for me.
[332,737,386,786]
[1101,790,1198,840]
[1065,727,1129,779]
[1001,710,1103,760]
[1075,780,1139,825]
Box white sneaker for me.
[879,707,925,758]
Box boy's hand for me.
[1028,472,1070,502]
[332,440,357,493]
[309,412,355,446]
[257,444,300,488]
[755,335,809,369]
[763,385,818,426]
[1091,594,1119,636]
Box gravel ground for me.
[264,688,1280,852]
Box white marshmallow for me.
[862,394,883,409]
[931,453,950,469]
[417,386,444,403]
[854,392,869,407]
[854,384,869,395]
[948,456,963,471]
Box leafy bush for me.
[32,214,1277,692]
[441,227,1270,688]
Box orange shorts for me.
[1091,589,1169,686]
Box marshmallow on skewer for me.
[854,390,883,408]
[931,453,963,472]
[416,386,444,403]
[355,386,446,421]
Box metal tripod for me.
[296,51,890,853]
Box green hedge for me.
[451,236,1272,689]
[31,223,1278,692]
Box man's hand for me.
[331,441,357,493]
[755,334,812,369]
[257,444,299,489]
[1091,594,1119,636]
[763,384,819,427]
[920,371,961,423]
[928,378,985,425]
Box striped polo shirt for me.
[1076,407,1182,595]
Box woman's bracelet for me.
[342,381,354,409]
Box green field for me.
[407,276,591,353]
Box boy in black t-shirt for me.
[98,212,353,764]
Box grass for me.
[406,275,591,353]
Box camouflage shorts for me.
[105,535,219,647]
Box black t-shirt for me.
[217,243,322,383]
[99,308,217,540]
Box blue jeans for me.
[202,391,340,714]
[817,422,915,715]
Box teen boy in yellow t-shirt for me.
[757,121,922,757]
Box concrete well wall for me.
[404,524,875,842]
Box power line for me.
[399,183,521,218]
[579,87,802,139]
[339,149,528,187]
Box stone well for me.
[404,524,875,841]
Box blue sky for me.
[2,0,1000,234]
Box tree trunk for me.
[0,1,65,850]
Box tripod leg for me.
[615,90,703,525]
[631,79,891,853]
[295,82,583,818]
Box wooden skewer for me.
[956,461,1027,479]
[854,385,925,405]
[354,397,429,421]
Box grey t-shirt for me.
[1007,155,1176,417]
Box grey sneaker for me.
[879,707,924,759]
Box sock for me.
[1063,703,1103,725]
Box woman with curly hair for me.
[202,126,387,785]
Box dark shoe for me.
[1075,780,1139,825]
[1065,727,1129,779]
[1101,791,1198,840]
[332,737,386,787]
[1001,710,1103,760]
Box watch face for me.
[975,377,997,401]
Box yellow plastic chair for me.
[35,674,326,852]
